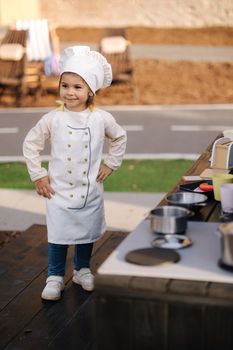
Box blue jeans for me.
[48,242,94,276]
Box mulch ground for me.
[56,26,233,46]
[8,59,232,108]
[1,26,233,106]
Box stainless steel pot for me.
[166,192,208,211]
[218,223,233,268]
[148,205,192,235]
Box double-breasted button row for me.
[66,128,89,202]
[69,193,86,199]
[67,169,87,176]
[67,157,88,163]
[68,182,86,187]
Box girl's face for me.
[59,72,93,112]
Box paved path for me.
[1,104,233,161]
[1,25,232,62]
[0,189,164,232]
[61,42,233,61]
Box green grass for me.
[104,159,193,192]
[0,160,193,192]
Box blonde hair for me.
[86,94,95,111]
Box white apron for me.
[46,109,106,244]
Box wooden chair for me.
[0,29,28,106]
[99,28,138,102]
[99,28,133,82]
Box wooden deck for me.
[0,224,128,349]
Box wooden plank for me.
[0,240,48,310]
[208,282,233,300]
[0,269,49,349]
[47,295,96,350]
[133,300,165,350]
[204,306,233,350]
[0,230,128,349]
[0,224,46,264]
[167,303,203,350]
[0,225,48,310]
[169,279,208,296]
[4,282,91,350]
[95,295,132,350]
[0,251,74,349]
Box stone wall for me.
[40,0,233,28]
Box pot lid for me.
[125,247,180,266]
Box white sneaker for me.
[72,268,94,291]
[41,275,64,301]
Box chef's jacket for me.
[23,107,127,244]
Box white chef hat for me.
[59,46,112,93]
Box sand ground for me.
[0,26,233,107]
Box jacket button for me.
[68,170,72,174]
[70,194,73,198]
[85,132,88,135]
[83,171,86,175]
[85,145,88,148]
[69,182,73,186]
[84,158,88,162]
[81,195,85,199]
[82,183,86,186]
[68,144,71,148]
[67,157,71,161]
[69,131,72,134]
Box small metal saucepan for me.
[218,222,233,270]
[166,192,208,211]
[148,205,193,235]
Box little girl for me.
[23,46,127,300]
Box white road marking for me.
[0,153,199,163]
[171,125,233,132]
[122,125,144,131]
[0,127,19,133]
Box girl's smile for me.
[59,72,93,112]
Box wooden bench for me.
[99,27,133,81]
[99,27,138,102]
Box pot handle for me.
[188,210,195,217]
[194,202,207,207]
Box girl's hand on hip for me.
[96,164,113,183]
[34,176,55,199]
